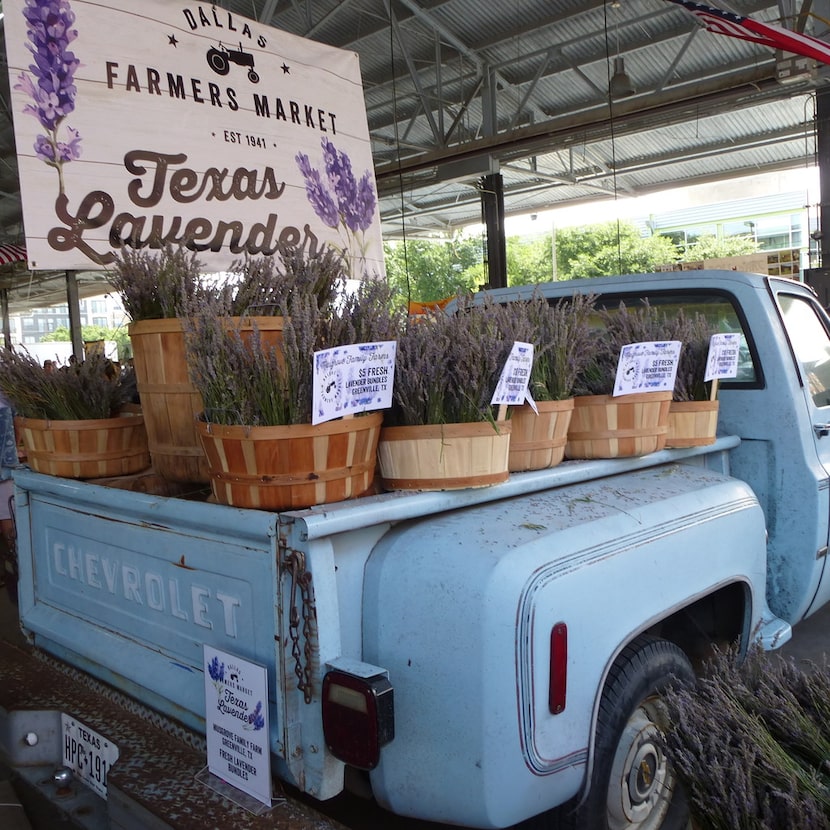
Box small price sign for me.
[705,333,741,381]
[312,341,396,425]
[613,341,682,396]
[492,342,535,410]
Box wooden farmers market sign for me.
[2,0,384,277]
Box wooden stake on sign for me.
[497,404,507,422]
[710,378,719,401]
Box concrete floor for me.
[0,581,69,829]
[776,599,830,667]
[3,570,830,830]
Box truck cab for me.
[490,270,830,627]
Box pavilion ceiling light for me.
[608,0,635,99]
[610,56,636,98]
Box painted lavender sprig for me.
[296,138,377,277]
[15,0,82,195]
[208,655,225,695]
[245,701,265,731]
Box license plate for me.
[61,715,120,799]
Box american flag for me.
[665,0,830,66]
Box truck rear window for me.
[588,292,757,385]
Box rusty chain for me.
[285,549,317,704]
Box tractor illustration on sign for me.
[206,43,260,83]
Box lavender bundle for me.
[523,292,596,402]
[183,274,403,427]
[668,309,716,402]
[663,644,830,829]
[575,300,672,396]
[219,243,347,317]
[0,351,133,420]
[387,293,516,427]
[107,245,204,322]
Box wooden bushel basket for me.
[15,412,150,479]
[378,420,512,491]
[666,400,719,448]
[508,399,574,472]
[129,317,285,483]
[564,391,672,459]
[197,412,382,510]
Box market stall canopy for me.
[0,243,24,266]
[0,0,826,307]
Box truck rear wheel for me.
[549,636,694,830]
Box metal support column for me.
[480,172,507,289]
[65,270,83,359]
[805,86,830,302]
[816,87,830,268]
[0,290,10,351]
[479,64,506,290]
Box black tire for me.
[526,635,694,830]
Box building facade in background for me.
[10,293,127,351]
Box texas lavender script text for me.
[47,149,318,265]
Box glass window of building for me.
[755,215,796,250]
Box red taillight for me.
[322,669,394,769]
[549,622,568,714]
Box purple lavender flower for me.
[296,151,339,228]
[56,125,82,161]
[295,138,377,275]
[208,656,225,683]
[15,0,82,193]
[321,138,360,230]
[246,700,265,731]
[33,132,55,162]
[355,172,376,232]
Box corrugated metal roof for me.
[0,0,825,308]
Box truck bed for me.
[8,438,740,826]
[15,439,737,725]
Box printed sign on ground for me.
[204,645,272,807]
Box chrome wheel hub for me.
[607,700,674,829]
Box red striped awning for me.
[0,245,27,266]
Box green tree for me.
[555,222,678,279]
[682,233,758,261]
[42,325,131,361]
[383,220,746,297]
[383,235,484,305]
[506,235,554,286]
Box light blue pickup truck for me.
[9,269,830,829]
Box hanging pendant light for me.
[610,56,635,97]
